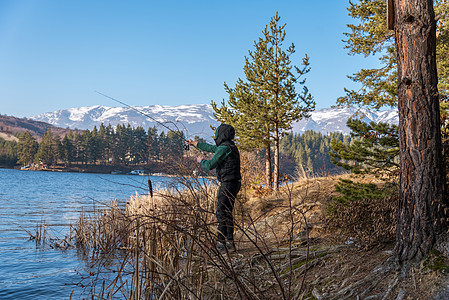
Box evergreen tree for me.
[328,119,400,215]
[111,124,127,163]
[72,132,85,164]
[120,124,134,164]
[393,0,447,262]
[60,133,75,165]
[132,126,148,164]
[339,0,449,111]
[212,79,272,188]
[88,126,101,164]
[103,124,115,163]
[339,0,447,263]
[212,12,315,192]
[330,119,399,178]
[35,130,61,165]
[166,130,184,160]
[147,126,159,162]
[158,132,167,162]
[0,138,18,166]
[79,130,92,164]
[17,131,38,166]
[97,123,107,164]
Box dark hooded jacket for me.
[196,124,241,182]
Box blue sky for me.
[0,0,381,118]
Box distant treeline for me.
[279,130,351,177]
[1,125,350,177]
[0,123,187,167]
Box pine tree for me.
[35,130,61,166]
[339,0,449,111]
[212,12,314,192]
[132,126,148,164]
[104,124,115,164]
[0,138,18,166]
[80,130,93,164]
[98,123,107,164]
[60,134,75,166]
[328,119,400,217]
[393,0,447,262]
[147,126,159,162]
[72,132,84,164]
[17,131,38,166]
[88,126,101,164]
[339,0,448,263]
[212,79,274,188]
[158,132,167,162]
[330,119,399,178]
[166,130,185,162]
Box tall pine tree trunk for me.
[394,0,447,262]
[273,123,280,193]
[265,145,272,190]
[265,126,273,190]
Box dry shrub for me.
[72,173,322,300]
[240,150,265,191]
[327,193,397,249]
[251,185,273,198]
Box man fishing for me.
[186,124,241,253]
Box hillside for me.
[0,114,75,141]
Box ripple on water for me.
[0,168,173,299]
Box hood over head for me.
[214,124,235,146]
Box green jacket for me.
[196,142,231,170]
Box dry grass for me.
[71,173,336,299]
[70,173,449,300]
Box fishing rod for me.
[95,91,190,150]
[95,91,197,199]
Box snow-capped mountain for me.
[32,104,219,140]
[292,106,398,135]
[31,105,398,138]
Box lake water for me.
[0,168,176,299]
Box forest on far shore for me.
[0,122,350,177]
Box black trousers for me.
[216,180,241,242]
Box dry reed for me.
[73,173,326,299]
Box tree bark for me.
[265,124,273,190]
[394,0,447,262]
[265,146,272,190]
[273,122,280,193]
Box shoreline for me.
[0,164,215,179]
[1,164,158,175]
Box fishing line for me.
[95,91,209,181]
[95,91,190,148]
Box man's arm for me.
[185,139,229,169]
[186,139,217,153]
[200,145,230,170]
[196,141,217,153]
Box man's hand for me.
[186,139,198,147]
[196,156,203,163]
